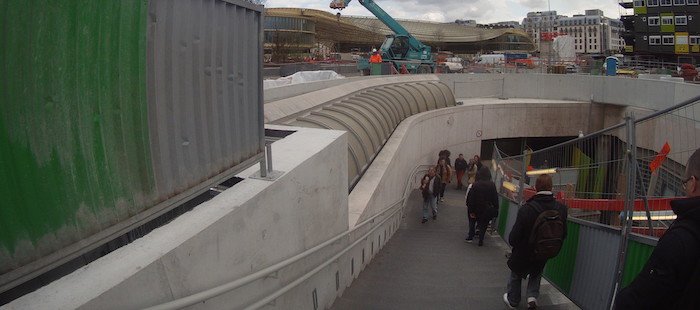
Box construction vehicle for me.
[330,0,435,74]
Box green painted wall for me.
[0,0,152,272]
[544,221,580,293]
[621,240,655,287]
[497,197,510,236]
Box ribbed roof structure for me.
[265,8,536,52]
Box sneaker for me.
[421,218,427,223]
[527,297,537,309]
[503,293,516,309]
[465,237,473,242]
[439,198,444,202]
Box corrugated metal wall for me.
[147,0,264,197]
[1,0,263,294]
[568,223,620,310]
[1,0,152,276]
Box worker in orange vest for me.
[369,49,382,63]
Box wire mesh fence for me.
[492,94,700,237]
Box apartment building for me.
[522,10,562,49]
[621,0,699,62]
[557,10,625,55]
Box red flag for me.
[649,142,671,173]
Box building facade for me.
[264,8,536,58]
[522,11,562,50]
[557,10,625,55]
[621,0,700,63]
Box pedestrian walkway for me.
[330,185,580,310]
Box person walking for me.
[503,174,568,310]
[436,158,452,203]
[455,154,468,190]
[419,167,440,223]
[473,154,483,171]
[467,158,479,185]
[614,148,700,309]
[466,167,499,246]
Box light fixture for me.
[526,168,558,175]
[502,181,518,191]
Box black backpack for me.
[528,201,565,261]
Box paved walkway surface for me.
[329,186,580,310]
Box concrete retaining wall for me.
[7,127,349,310]
[439,73,700,111]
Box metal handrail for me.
[143,164,430,310]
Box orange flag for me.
[649,142,671,173]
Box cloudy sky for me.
[264,0,632,24]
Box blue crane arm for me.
[330,0,430,54]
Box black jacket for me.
[615,196,700,310]
[507,193,568,277]
[466,167,498,218]
[455,158,468,172]
[421,174,441,198]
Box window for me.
[676,16,688,25]
[649,16,660,25]
[690,36,700,44]
[648,0,660,5]
[676,35,688,45]
[634,0,645,6]
[649,36,662,45]
[662,16,674,25]
[689,0,699,4]
[661,0,672,5]
[662,35,675,45]
[674,0,685,4]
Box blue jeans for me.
[422,196,437,219]
[506,264,544,306]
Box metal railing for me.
[142,164,432,310]
[492,94,700,309]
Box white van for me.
[476,54,505,65]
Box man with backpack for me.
[503,174,568,310]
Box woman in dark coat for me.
[466,166,499,246]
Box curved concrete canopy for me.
[268,77,455,188]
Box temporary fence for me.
[492,94,700,309]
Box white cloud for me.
[264,0,625,24]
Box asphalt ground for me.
[329,185,580,310]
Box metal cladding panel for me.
[543,221,580,292]
[621,239,656,287]
[147,0,264,197]
[568,224,621,310]
[1,0,151,274]
[1,0,263,292]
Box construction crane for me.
[330,0,436,74]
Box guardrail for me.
[143,164,432,310]
[493,94,700,309]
